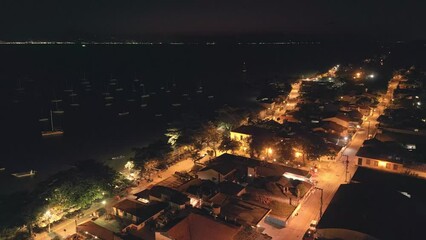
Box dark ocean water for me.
[1,42,422,194]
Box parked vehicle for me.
[302,229,316,240]
[309,220,317,231]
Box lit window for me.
[393,164,399,171]
[386,163,391,169]
[366,159,371,165]
[374,161,378,167]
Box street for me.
[258,76,400,239]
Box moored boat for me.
[12,170,36,177]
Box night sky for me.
[1,0,425,40]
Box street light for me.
[102,200,106,205]
[266,147,273,160]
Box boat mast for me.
[50,110,54,131]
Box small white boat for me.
[115,88,124,92]
[182,93,189,97]
[127,99,136,102]
[105,103,113,107]
[0,168,5,171]
[141,94,150,98]
[39,118,49,122]
[105,96,114,100]
[155,114,163,117]
[70,103,80,107]
[112,155,125,160]
[52,110,64,114]
[81,81,90,85]
[171,103,181,107]
[109,82,117,86]
[141,104,148,108]
[51,99,62,103]
[207,95,214,99]
[118,111,129,116]
[12,170,36,178]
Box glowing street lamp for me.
[355,72,361,78]
[102,200,106,205]
[266,147,273,160]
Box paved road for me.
[259,76,400,239]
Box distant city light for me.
[102,200,106,205]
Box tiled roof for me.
[113,199,167,223]
[164,213,241,240]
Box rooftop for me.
[77,221,120,240]
[317,183,426,240]
[162,212,241,240]
[351,167,426,202]
[220,198,271,226]
[113,199,168,223]
[218,181,245,196]
[150,185,190,205]
[231,125,270,136]
[356,139,411,163]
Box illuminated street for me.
[259,75,401,239]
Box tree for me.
[215,105,249,135]
[125,161,134,171]
[199,121,223,157]
[219,136,241,154]
[133,140,172,168]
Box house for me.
[313,121,348,137]
[77,221,123,240]
[323,113,351,128]
[156,212,241,240]
[358,105,372,117]
[112,199,167,229]
[149,185,190,210]
[230,125,274,150]
[219,198,271,227]
[197,162,236,183]
[355,140,404,173]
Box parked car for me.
[302,229,316,240]
[309,220,317,231]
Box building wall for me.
[356,157,403,173]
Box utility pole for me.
[315,187,324,218]
[367,121,371,139]
[343,155,349,182]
